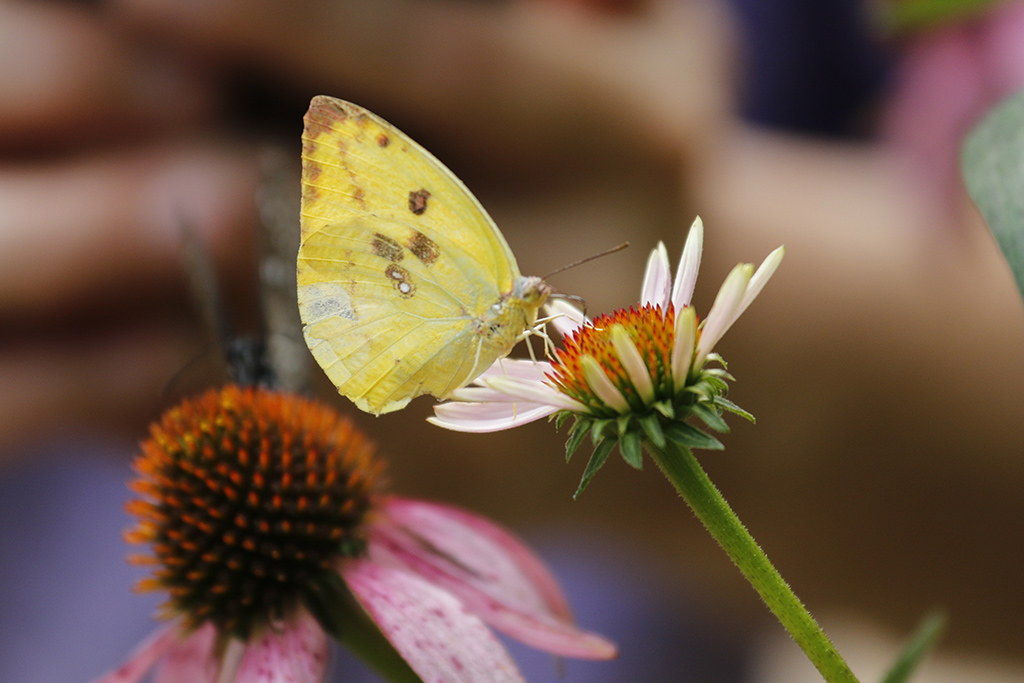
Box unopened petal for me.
[371,499,617,660]
[671,216,704,309]
[90,623,183,683]
[581,355,630,413]
[610,324,655,404]
[640,242,671,309]
[671,306,697,390]
[342,560,525,682]
[234,611,328,683]
[694,263,752,368]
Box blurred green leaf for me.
[880,611,946,683]
[885,0,1003,33]
[963,88,1024,305]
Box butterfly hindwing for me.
[297,96,522,414]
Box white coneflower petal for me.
[640,242,672,309]
[610,324,655,404]
[671,217,704,310]
[448,385,524,403]
[479,359,554,382]
[429,401,557,432]
[545,299,589,338]
[580,355,631,413]
[729,245,785,332]
[694,263,753,368]
[671,306,697,391]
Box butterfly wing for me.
[298,96,521,414]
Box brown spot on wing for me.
[377,134,390,147]
[385,264,415,298]
[408,231,440,266]
[408,189,431,215]
[352,187,366,208]
[373,234,403,262]
[302,136,317,163]
[302,138,324,191]
[303,96,349,139]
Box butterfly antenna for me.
[181,224,233,355]
[161,340,224,403]
[542,242,629,279]
[176,212,277,392]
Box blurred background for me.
[1,0,1023,681]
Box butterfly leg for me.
[520,322,557,361]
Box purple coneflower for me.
[93,385,614,683]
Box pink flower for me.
[882,0,1024,207]
[92,386,614,683]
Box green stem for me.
[647,440,859,683]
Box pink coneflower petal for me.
[640,242,671,308]
[428,400,558,432]
[671,217,704,310]
[371,500,617,660]
[342,560,525,683]
[234,612,328,683]
[90,623,183,683]
[151,623,219,683]
[379,499,570,618]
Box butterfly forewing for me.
[297,96,522,414]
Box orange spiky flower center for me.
[549,304,680,414]
[125,385,383,640]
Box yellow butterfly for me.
[297,96,550,415]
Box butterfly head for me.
[511,276,551,309]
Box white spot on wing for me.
[298,283,356,322]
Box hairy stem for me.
[647,440,859,683]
